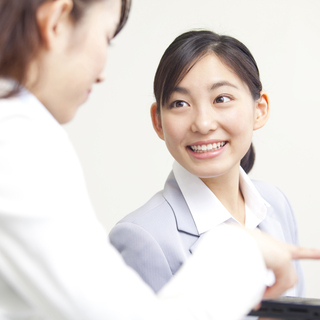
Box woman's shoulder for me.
[0,92,91,219]
[252,180,289,201]
[252,180,294,215]
[116,191,175,227]
[0,93,61,134]
[0,95,29,120]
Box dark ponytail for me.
[240,143,255,174]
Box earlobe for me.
[150,103,164,140]
[36,0,73,50]
[253,92,270,131]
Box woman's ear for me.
[253,91,270,131]
[36,0,73,50]
[150,102,164,140]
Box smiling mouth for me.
[189,141,227,153]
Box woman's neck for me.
[200,166,246,225]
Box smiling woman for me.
[154,30,264,174]
[154,54,268,182]
[109,30,306,299]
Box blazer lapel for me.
[162,171,199,253]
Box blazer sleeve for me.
[109,222,173,293]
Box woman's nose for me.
[191,106,218,134]
[95,70,106,83]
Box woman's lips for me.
[188,141,227,153]
[187,141,228,159]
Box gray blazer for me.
[109,171,305,295]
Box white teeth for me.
[190,142,226,153]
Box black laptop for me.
[248,296,320,319]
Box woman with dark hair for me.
[0,3,318,319]
[110,30,305,297]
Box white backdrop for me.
[64,0,320,298]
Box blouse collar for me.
[172,161,270,234]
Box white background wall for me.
[65,0,320,298]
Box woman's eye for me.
[215,96,231,103]
[170,100,189,108]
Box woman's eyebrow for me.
[173,81,238,95]
[210,81,238,91]
[173,86,190,94]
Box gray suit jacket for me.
[109,171,305,295]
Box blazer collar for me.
[162,171,199,237]
[163,171,286,245]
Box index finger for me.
[286,244,320,260]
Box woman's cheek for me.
[163,122,184,145]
